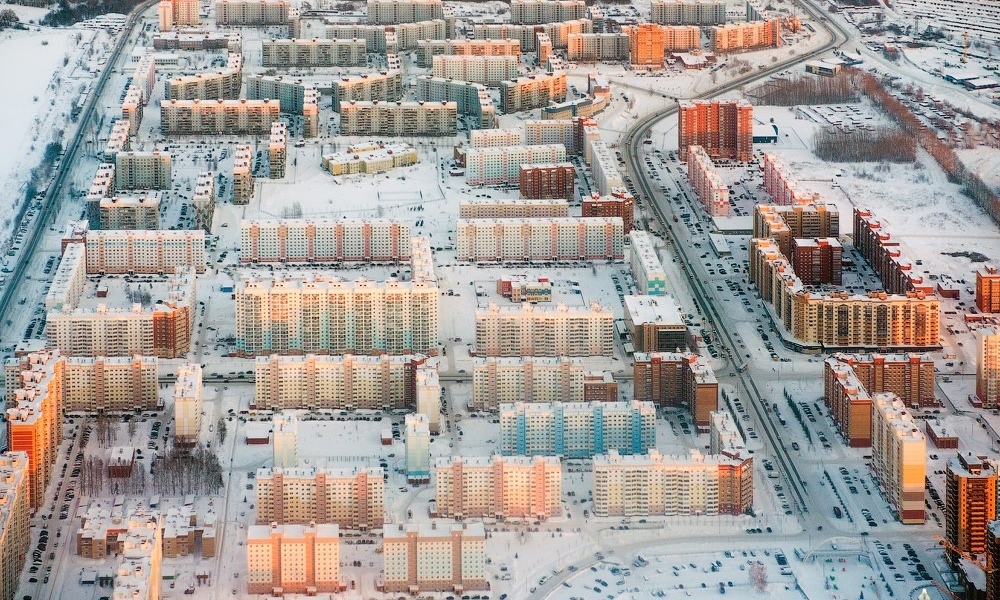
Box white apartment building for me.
[256,465,385,529]
[216,0,290,25]
[871,393,926,524]
[103,119,131,162]
[165,53,243,100]
[458,199,568,219]
[112,514,162,600]
[499,401,656,457]
[98,194,161,230]
[476,302,613,357]
[233,145,253,204]
[416,38,520,68]
[894,0,1000,43]
[240,219,411,263]
[588,139,624,195]
[173,363,202,447]
[524,119,579,153]
[499,72,568,113]
[46,242,87,311]
[405,414,431,483]
[269,121,286,179]
[456,217,624,262]
[415,367,441,433]
[464,144,566,186]
[85,229,206,274]
[434,455,562,519]
[382,523,487,593]
[471,356,584,410]
[474,22,591,52]
[235,274,438,356]
[650,0,726,25]
[338,101,457,136]
[322,19,450,52]
[332,72,403,111]
[246,523,340,595]
[710,410,747,457]
[86,164,117,227]
[566,33,630,61]
[254,354,434,411]
[687,145,730,216]
[262,38,367,67]
[510,0,587,24]
[245,76,315,114]
[414,76,496,129]
[160,99,281,135]
[431,55,519,85]
[366,0,444,24]
[115,152,171,190]
[469,128,522,148]
[629,231,667,296]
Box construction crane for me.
[934,535,994,574]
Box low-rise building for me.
[322,143,418,176]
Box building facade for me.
[979,327,1000,409]
[519,163,575,200]
[711,19,781,53]
[160,99,280,135]
[499,400,655,458]
[382,523,486,593]
[0,452,29,600]
[216,0,290,25]
[499,72,567,113]
[583,191,634,235]
[633,352,718,431]
[686,145,730,216]
[870,393,926,524]
[165,53,243,100]
[239,219,411,263]
[339,101,457,137]
[678,99,753,162]
[98,195,161,230]
[431,55,520,85]
[85,229,206,274]
[977,265,1000,313]
[465,145,567,186]
[650,0,725,25]
[256,466,384,530]
[246,523,340,595]
[456,217,623,262]
[6,351,64,508]
[458,199,568,219]
[405,414,431,483]
[434,455,561,519]
[471,356,584,410]
[475,302,613,357]
[115,152,171,190]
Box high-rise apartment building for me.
[712,19,781,52]
[519,163,575,200]
[382,523,486,593]
[0,452,29,600]
[173,363,202,447]
[678,99,753,162]
[366,0,444,24]
[593,449,752,517]
[85,165,116,227]
[827,352,936,409]
[103,119,131,163]
[977,265,1000,313]
[405,414,431,483]
[262,38,367,67]
[417,38,520,68]
[432,55,520,85]
[946,453,997,557]
[254,354,433,411]
[415,367,441,433]
[273,412,298,469]
[583,190,634,235]
[256,466,384,529]
[192,172,215,233]
[85,228,206,274]
[853,208,931,295]
[650,0,725,25]
[338,101,457,137]
[499,400,655,458]
[458,199,568,220]
[629,231,666,296]
[246,523,340,594]
[434,455,561,519]
[158,0,199,31]
[791,237,842,285]
[465,144,567,186]
[624,295,689,353]
[456,217,623,262]
[475,302,613,357]
[246,75,316,114]
[332,72,403,112]
[216,0,290,25]
[473,20,592,52]
[499,72,567,113]
[761,153,821,206]
[624,24,666,69]
[6,351,64,508]
[233,145,254,204]
[510,0,586,24]
[121,86,143,133]
[165,53,243,100]
[115,152,171,190]
[686,145,730,216]
[633,352,718,431]
[152,30,242,51]
[823,359,873,447]
[414,76,496,129]
[471,356,584,410]
[987,521,1000,600]
[752,203,840,259]
[979,327,1000,409]
[239,220,411,263]
[871,393,926,524]
[98,195,161,230]
[268,121,286,179]
[160,99,281,135]
[566,33,630,62]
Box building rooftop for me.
[624,295,685,326]
[383,521,485,540]
[247,522,340,541]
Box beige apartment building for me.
[98,194,161,230]
[173,363,202,447]
[45,242,86,312]
[416,38,520,68]
[0,452,30,600]
[254,353,433,411]
[650,0,725,25]
[121,86,143,133]
[233,144,254,204]
[245,75,316,114]
[456,217,623,262]
[158,0,199,30]
[115,152,171,190]
[262,38,367,67]
[160,99,280,135]
[753,202,840,258]
[687,145,730,216]
[434,455,562,519]
[6,351,64,508]
[332,72,403,112]
[382,523,487,593]
[268,121,286,179]
[464,144,566,186]
[413,76,496,129]
[85,164,116,227]
[85,229,206,274]
[338,100,457,136]
[165,53,243,100]
[871,393,926,524]
[828,352,936,408]
[566,33,630,61]
[239,219,411,263]
[476,302,613,357]
[216,0,290,25]
[823,359,874,447]
[499,72,567,113]
[712,19,781,53]
[458,199,568,219]
[321,19,451,52]
[431,55,519,85]
[471,356,584,410]
[256,466,384,529]
[468,127,522,148]
[367,0,444,24]
[247,523,341,595]
[510,0,586,24]
[474,19,591,51]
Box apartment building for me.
[624,294,688,353]
[761,153,820,206]
[239,219,411,263]
[686,145,729,216]
[633,352,718,430]
[406,413,431,483]
[152,30,242,51]
[84,229,206,274]
[254,354,432,411]
[457,217,623,262]
[160,99,281,135]
[323,143,419,176]
[192,172,215,233]
[262,38,366,67]
[650,0,725,25]
[712,19,781,52]
[710,410,747,459]
[854,208,933,295]
[268,121,286,179]
[499,72,567,112]
[593,449,752,517]
[828,352,936,409]
[247,523,340,595]
[510,0,586,24]
[112,514,162,600]
[233,145,253,204]
[115,152,171,190]
[791,237,842,285]
[894,0,1000,43]
[524,118,583,153]
[500,401,655,458]
[332,72,403,112]
[6,351,64,508]
[158,0,198,30]
[235,274,438,356]
[434,455,561,519]
[416,38,520,68]
[474,19,591,51]
[103,119,131,162]
[567,33,630,62]
[45,242,87,312]
[519,163,575,200]
[476,302,613,357]
[465,144,567,186]
[823,358,873,447]
[977,265,1000,313]
[414,76,496,129]
[629,231,666,295]
[216,0,290,25]
[624,24,667,69]
[752,203,840,258]
[173,363,202,447]
[382,523,486,593]
[165,53,243,100]
[326,19,452,52]
[338,101,457,137]
[678,99,753,162]
[471,356,584,410]
[469,129,521,149]
[871,393,926,524]
[946,453,997,556]
[587,140,625,195]
[583,191,634,235]
[98,194,161,230]
[432,55,519,85]
[121,86,143,132]
[85,165,116,228]
[246,76,314,115]
[458,199,568,219]
[0,452,29,600]
[256,466,384,529]
[367,0,444,24]
[979,327,1000,409]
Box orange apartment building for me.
[977,265,1000,313]
[582,190,635,235]
[633,351,718,431]
[791,237,842,285]
[255,466,384,530]
[625,24,667,69]
[823,358,873,447]
[678,99,753,162]
[829,352,936,408]
[247,522,341,595]
[711,19,781,53]
[519,163,576,200]
[946,453,997,557]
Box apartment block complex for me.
[567,33,630,62]
[510,0,586,24]
[332,72,403,111]
[633,352,718,431]
[262,38,367,67]
[0,452,29,600]
[946,453,997,556]
[465,144,567,186]
[246,523,340,595]
[471,356,584,410]
[339,101,457,136]
[322,143,419,176]
[382,523,486,593]
[256,466,384,530]
[678,99,753,162]
[650,0,725,25]
[432,55,519,85]
[593,449,752,517]
[417,38,520,68]
[499,400,655,457]
[499,72,567,113]
[216,0,290,25]
[245,76,316,114]
[233,145,254,204]
[84,228,206,274]
[173,363,202,447]
[160,99,280,135]
[686,145,730,216]
[474,19,592,51]
[979,327,1000,409]
[6,351,64,508]
[712,19,781,52]
[115,152,171,190]
[761,153,820,206]
[629,231,666,295]
[457,217,623,262]
[98,194,161,230]
[870,393,926,524]
[854,208,934,295]
[752,202,840,259]
[519,163,575,200]
[235,274,438,356]
[165,53,243,100]
[434,455,561,519]
[158,0,198,30]
[239,219,411,263]
[367,0,444,24]
[977,265,1000,313]
[583,191,634,235]
[414,76,496,129]
[827,352,935,408]
[476,302,613,357]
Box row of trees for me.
[749,74,857,106]
[79,456,149,496]
[812,125,916,163]
[151,446,225,496]
[42,0,144,26]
